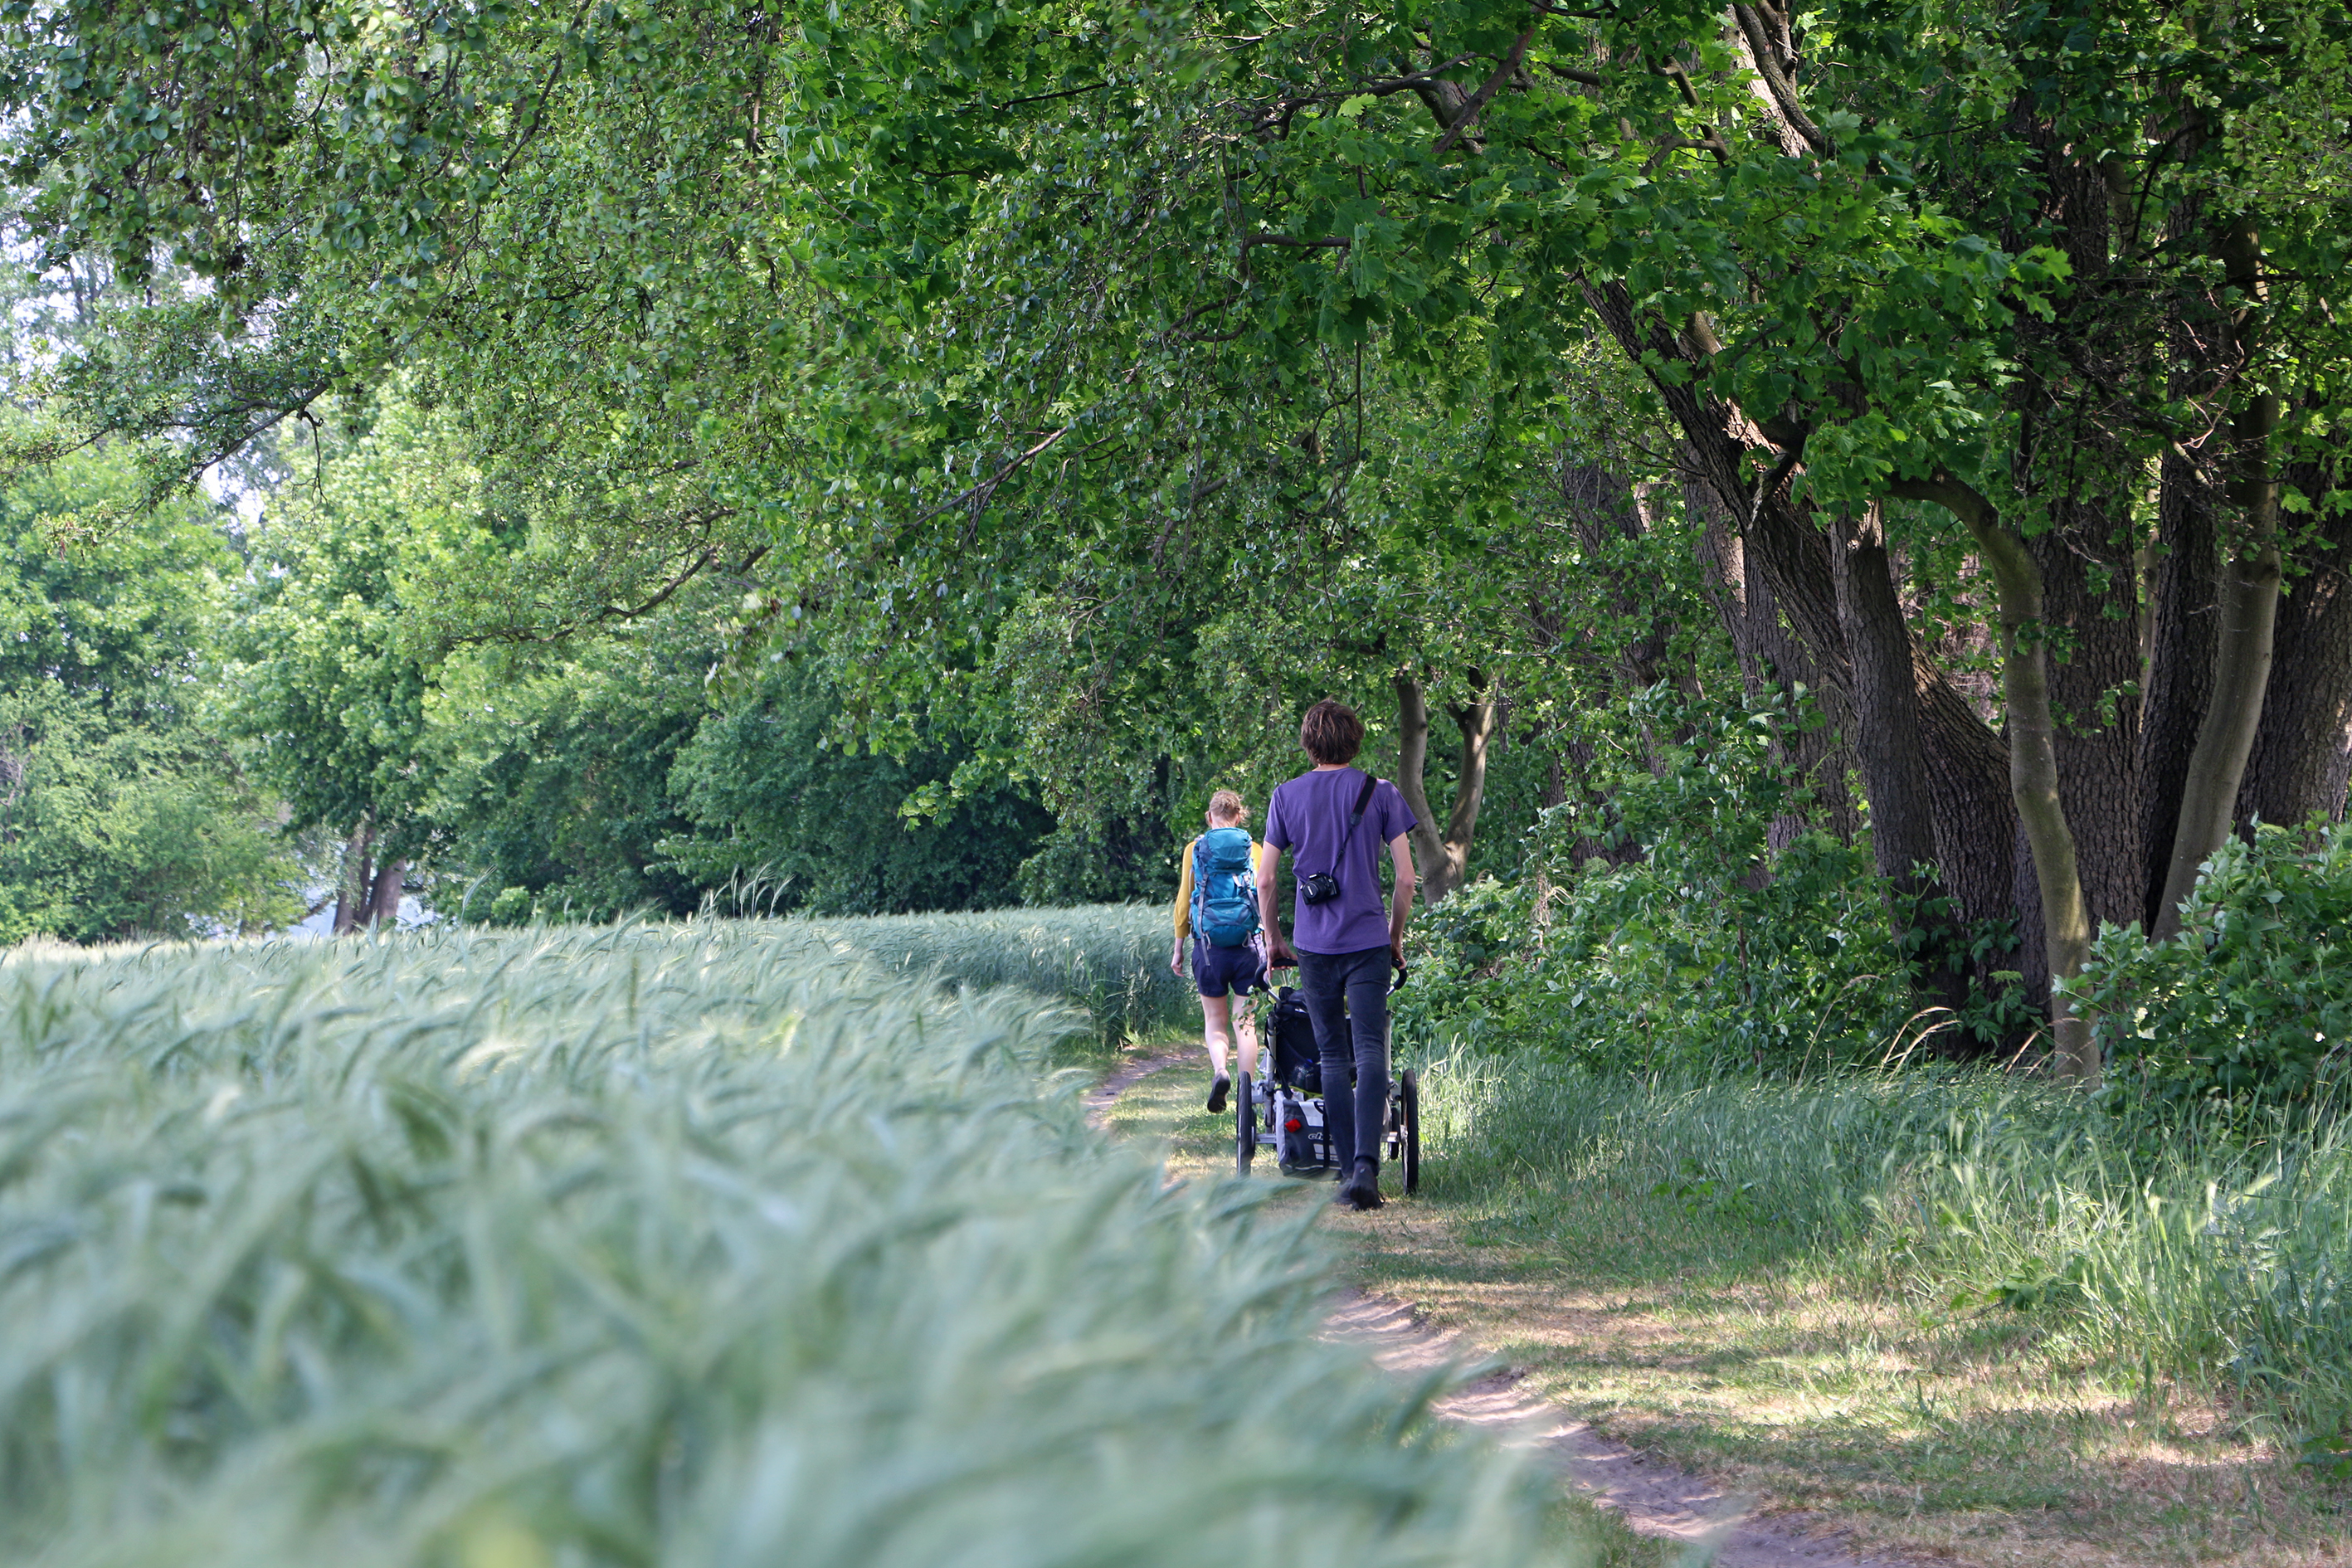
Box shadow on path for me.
[1327,1289,1911,1568]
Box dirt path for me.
[1098,1052,1902,1568]
[1082,1047,1195,1129]
[1327,1290,1903,1567]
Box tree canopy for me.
[4,0,2351,1079]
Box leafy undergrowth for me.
[0,923,1582,1568]
[1346,1056,2352,1567]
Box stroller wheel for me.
[1235,1072,1256,1177]
[1400,1069,1420,1195]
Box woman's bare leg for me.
[1199,991,1235,1079]
[1232,996,1262,1079]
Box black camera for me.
[1298,870,1342,905]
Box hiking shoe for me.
[1337,1158,1385,1210]
[1206,1075,1231,1114]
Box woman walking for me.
[1170,789,1271,1114]
[1257,700,1417,1210]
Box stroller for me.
[1234,966,1419,1192]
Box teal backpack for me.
[1191,827,1260,947]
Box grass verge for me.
[1341,1052,2352,1568]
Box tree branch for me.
[1730,2,1833,158]
[1432,23,1541,155]
[918,426,1069,520]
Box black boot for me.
[1336,1157,1384,1210]
[1206,1075,1230,1114]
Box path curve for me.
[1082,1047,1195,1129]
[1098,1053,1906,1568]
[1327,1291,1903,1567]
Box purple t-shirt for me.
[1263,767,1417,955]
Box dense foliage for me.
[1397,688,2025,1074]
[0,0,2348,1107]
[2083,821,2352,1118]
[0,439,298,939]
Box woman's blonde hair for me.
[1206,789,1250,826]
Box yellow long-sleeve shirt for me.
[1173,835,1270,942]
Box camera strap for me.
[1324,772,1380,873]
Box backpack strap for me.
[1189,836,1208,929]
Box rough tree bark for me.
[2004,95,2155,937]
[2150,208,2286,937]
[2026,527,2145,929]
[2139,447,2223,929]
[1828,506,1942,890]
[2154,394,2283,938]
[1913,651,2036,998]
[1583,281,2018,943]
[1829,505,1971,1011]
[1687,468,1863,847]
[367,856,407,928]
[1394,671,1500,903]
[2237,482,2352,830]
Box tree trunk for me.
[1685,466,1863,847]
[330,816,374,936]
[367,856,407,928]
[1894,476,2098,1083]
[1590,283,2015,920]
[1585,278,2073,1020]
[1913,649,2036,997]
[2139,446,2223,928]
[2003,86,2155,938]
[2025,525,2145,931]
[1393,671,1500,903]
[2154,389,2284,939]
[2236,481,2352,830]
[2150,207,2285,936]
[1828,506,1941,889]
[1829,505,1970,1010]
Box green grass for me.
[0,921,1586,1568]
[1347,1050,2352,1566]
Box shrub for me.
[1397,694,1916,1075]
[2081,819,2352,1121]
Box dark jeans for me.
[1297,945,1390,1168]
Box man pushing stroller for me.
[1257,699,1417,1211]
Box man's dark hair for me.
[1299,699,1365,766]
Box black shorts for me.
[1191,936,1268,998]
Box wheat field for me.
[0,919,1580,1568]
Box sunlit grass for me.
[1346,1053,2352,1566]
